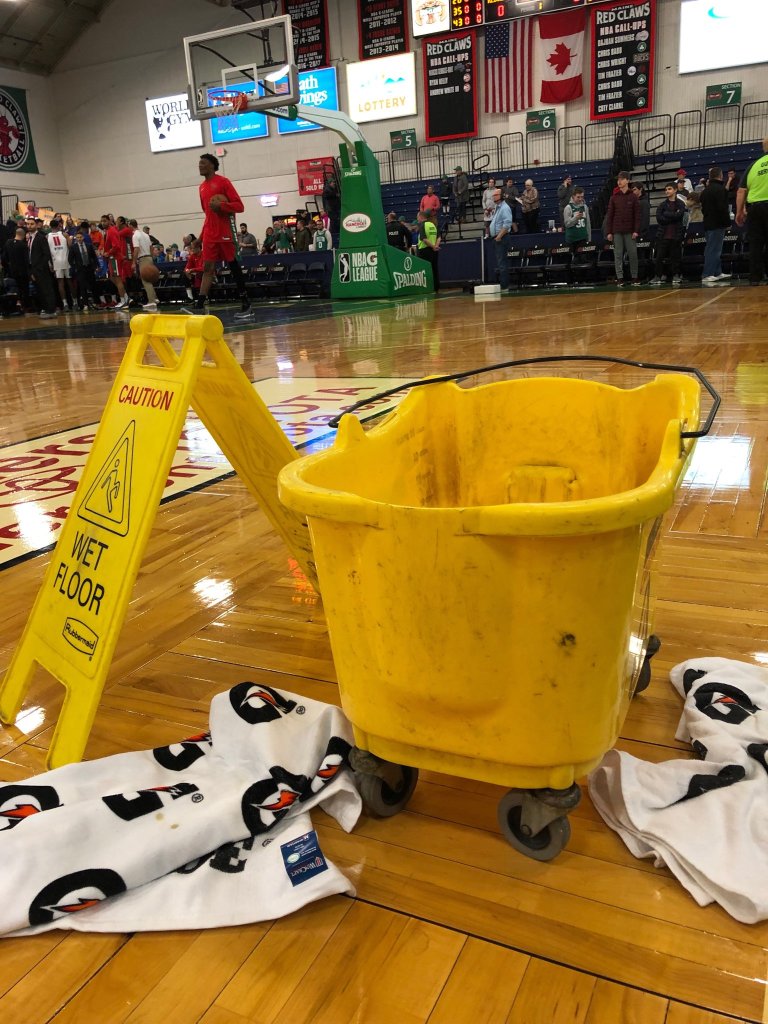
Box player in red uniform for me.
[116,216,135,284]
[99,214,129,310]
[183,153,251,317]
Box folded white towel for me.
[589,657,768,923]
[0,683,361,935]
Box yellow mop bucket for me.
[278,356,719,859]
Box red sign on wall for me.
[296,156,335,196]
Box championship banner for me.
[423,29,477,142]
[0,85,39,174]
[296,156,336,195]
[590,0,655,121]
[284,0,330,71]
[359,0,408,60]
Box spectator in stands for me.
[3,226,30,311]
[502,178,518,204]
[686,191,703,224]
[237,223,258,254]
[700,167,731,286]
[26,217,58,318]
[322,176,341,235]
[416,209,440,291]
[489,187,514,292]
[676,169,693,193]
[152,244,166,263]
[564,186,591,263]
[311,221,333,252]
[558,174,574,226]
[385,211,411,252]
[481,178,497,237]
[64,216,77,237]
[724,169,739,213]
[275,220,293,253]
[184,238,204,301]
[605,171,640,286]
[438,176,452,218]
[69,230,99,311]
[90,220,104,252]
[520,179,540,233]
[453,166,469,223]
[631,183,651,237]
[261,226,277,254]
[650,184,685,287]
[694,177,707,194]
[293,217,312,253]
[735,136,768,286]
[419,185,441,218]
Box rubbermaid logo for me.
[62,618,99,658]
[343,213,371,232]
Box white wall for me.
[0,67,70,211]
[3,0,766,241]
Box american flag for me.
[484,19,534,114]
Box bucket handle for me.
[328,354,720,439]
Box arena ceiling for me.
[0,0,115,75]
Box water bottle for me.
[548,219,555,232]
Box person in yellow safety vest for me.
[735,136,768,286]
[417,210,440,292]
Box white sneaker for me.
[716,273,731,280]
[701,275,718,283]
[672,276,682,286]
[142,302,158,311]
[649,278,663,286]
[113,297,129,310]
[39,310,57,319]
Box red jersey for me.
[103,225,123,259]
[184,251,204,284]
[90,227,103,250]
[199,173,244,243]
[118,226,133,261]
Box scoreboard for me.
[446,0,611,32]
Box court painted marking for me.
[0,376,409,569]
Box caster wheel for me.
[357,765,418,818]
[634,634,661,695]
[497,791,571,861]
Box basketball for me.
[209,193,228,213]
[140,261,160,285]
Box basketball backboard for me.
[184,15,299,121]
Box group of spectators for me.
[0,212,167,318]
[236,215,333,256]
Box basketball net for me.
[212,90,249,133]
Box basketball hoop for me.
[209,89,250,133]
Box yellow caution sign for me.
[0,314,314,769]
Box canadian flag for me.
[538,10,586,104]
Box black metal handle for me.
[328,354,720,439]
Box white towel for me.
[589,657,768,923]
[0,683,361,935]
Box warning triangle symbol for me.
[77,421,135,537]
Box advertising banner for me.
[296,156,336,195]
[359,0,409,59]
[145,94,203,153]
[284,0,330,71]
[0,85,39,174]
[346,52,417,124]
[590,0,655,121]
[278,67,339,134]
[423,30,477,142]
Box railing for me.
[671,109,701,153]
[418,143,441,179]
[377,101,766,191]
[741,101,768,143]
[470,135,501,173]
[585,120,618,162]
[1,192,19,223]
[499,131,524,171]
[703,104,741,148]
[643,132,666,190]
[525,128,556,168]
[558,125,584,168]
[373,149,392,184]
[441,139,471,178]
[392,146,419,183]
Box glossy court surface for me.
[1,285,767,1024]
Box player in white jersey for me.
[47,218,74,311]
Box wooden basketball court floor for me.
[0,285,767,1024]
